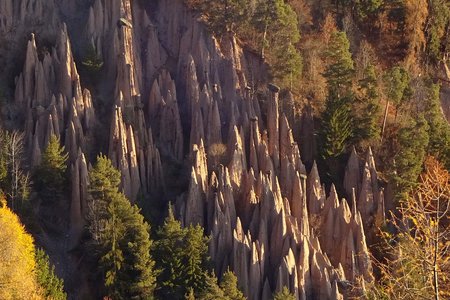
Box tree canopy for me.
[0,202,40,299]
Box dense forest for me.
[0,0,449,299]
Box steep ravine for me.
[0,0,385,299]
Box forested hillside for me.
[0,0,449,299]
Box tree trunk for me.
[261,24,268,59]
[381,100,389,141]
[433,201,440,300]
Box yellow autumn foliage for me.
[0,203,42,299]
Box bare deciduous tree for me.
[0,129,30,211]
[370,157,450,300]
[6,131,29,210]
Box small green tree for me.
[383,66,410,113]
[89,155,122,199]
[82,43,104,74]
[153,206,211,299]
[423,82,450,169]
[319,96,353,160]
[354,64,381,144]
[197,270,245,300]
[353,0,383,21]
[220,270,245,300]
[273,286,295,300]
[87,155,121,243]
[33,135,68,204]
[35,248,66,300]
[391,116,429,200]
[198,272,226,300]
[153,206,187,298]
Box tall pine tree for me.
[318,31,356,188]
[88,155,156,299]
[354,64,381,144]
[323,31,354,97]
[320,31,355,160]
[153,206,210,299]
[100,192,156,299]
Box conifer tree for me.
[153,206,186,298]
[252,0,302,86]
[35,248,66,300]
[354,64,381,144]
[392,116,429,200]
[220,270,245,300]
[87,155,121,242]
[33,135,68,204]
[423,82,450,169]
[184,224,210,292]
[198,272,226,300]
[383,66,410,113]
[100,193,156,299]
[320,31,355,159]
[320,94,353,160]
[323,31,355,97]
[88,155,156,299]
[188,0,248,35]
[273,286,295,300]
[89,155,122,199]
[425,0,450,63]
[196,270,245,300]
[153,206,210,299]
[319,31,355,185]
[353,0,383,21]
